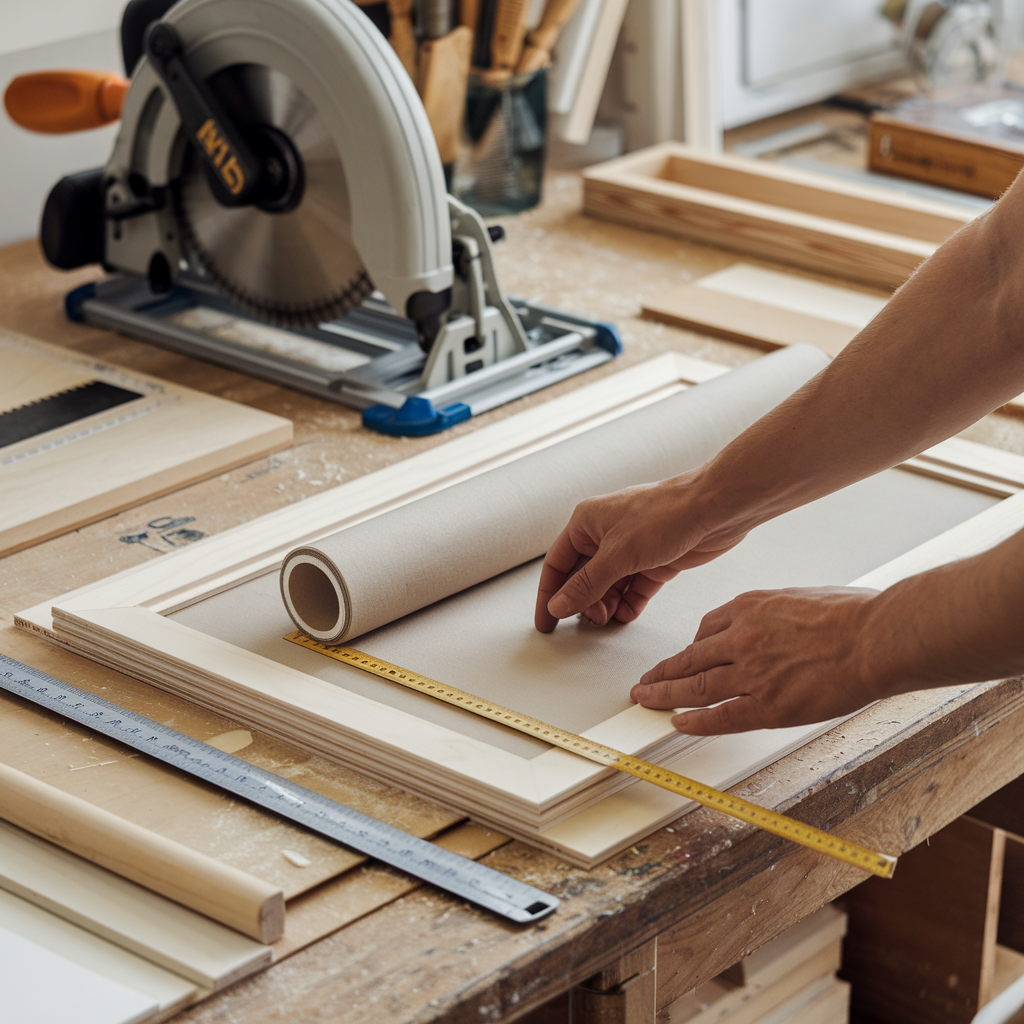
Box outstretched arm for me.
[536,172,1024,631]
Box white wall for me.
[1,20,122,246]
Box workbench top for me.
[3,171,1023,1024]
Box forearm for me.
[690,182,1024,544]
[859,526,1024,696]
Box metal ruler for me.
[286,633,899,880]
[0,653,559,924]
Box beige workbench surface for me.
[2,170,1024,1024]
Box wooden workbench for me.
[3,171,1024,1024]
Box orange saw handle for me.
[5,71,129,133]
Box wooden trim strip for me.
[0,763,285,942]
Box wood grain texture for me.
[0,330,292,557]
[0,762,285,942]
[583,144,975,290]
[167,678,1024,1024]
[0,821,272,989]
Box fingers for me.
[546,548,628,623]
[534,530,590,632]
[672,696,761,735]
[631,637,735,709]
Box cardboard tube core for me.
[282,556,345,639]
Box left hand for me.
[629,586,882,734]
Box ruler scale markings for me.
[286,633,897,879]
[0,653,559,924]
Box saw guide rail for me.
[286,634,898,879]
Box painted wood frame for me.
[17,353,1024,865]
[582,144,975,289]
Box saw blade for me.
[176,63,372,327]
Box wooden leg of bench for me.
[570,939,657,1024]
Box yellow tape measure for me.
[286,632,896,879]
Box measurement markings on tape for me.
[0,653,559,924]
[286,632,898,880]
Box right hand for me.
[534,469,748,632]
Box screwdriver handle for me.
[5,70,129,134]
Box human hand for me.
[630,586,882,733]
[534,470,749,632]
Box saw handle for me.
[5,71,129,133]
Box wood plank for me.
[0,821,272,990]
[0,330,292,557]
[0,762,285,942]
[0,618,462,901]
[642,282,858,358]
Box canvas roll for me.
[280,346,828,642]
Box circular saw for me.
[6,0,621,435]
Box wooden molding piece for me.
[583,144,974,289]
[0,330,292,557]
[0,762,285,942]
[0,820,273,989]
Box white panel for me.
[743,0,898,88]
[0,30,121,246]
[0,924,158,1024]
[0,0,124,57]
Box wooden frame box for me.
[582,144,975,289]
[17,354,1024,867]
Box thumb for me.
[547,550,624,620]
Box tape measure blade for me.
[0,654,559,924]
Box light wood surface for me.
[0,330,292,557]
[0,762,285,942]
[583,144,975,289]
[643,282,858,358]
[642,263,1024,416]
[556,0,630,145]
[0,821,273,990]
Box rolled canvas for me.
[280,346,829,642]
